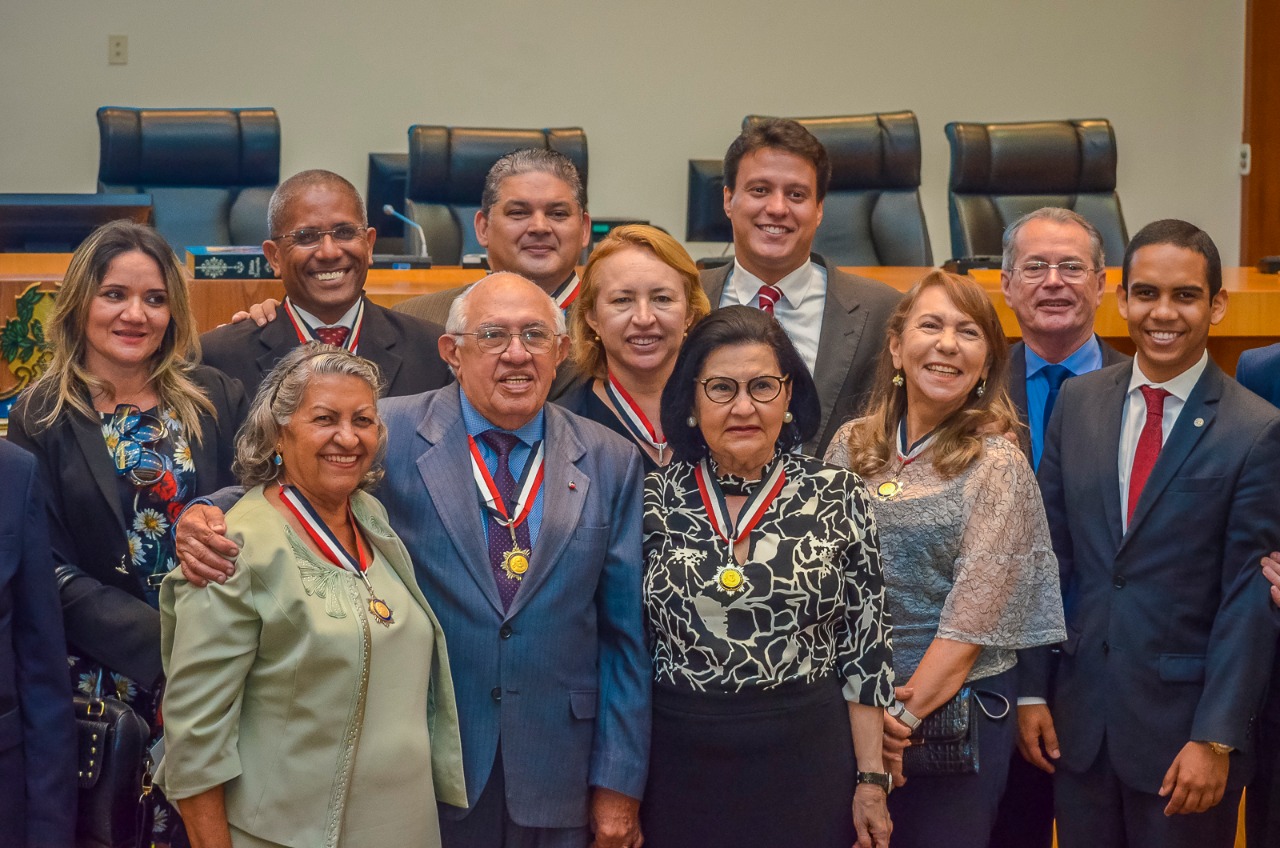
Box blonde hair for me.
[570,225,711,379]
[31,219,215,442]
[842,270,1021,479]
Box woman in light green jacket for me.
[158,344,465,848]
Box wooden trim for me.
[1241,0,1280,264]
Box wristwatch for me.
[1203,741,1235,756]
[887,699,921,730]
[857,770,892,795]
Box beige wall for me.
[0,0,1247,264]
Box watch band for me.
[857,770,892,794]
[1204,741,1234,756]
[887,699,921,730]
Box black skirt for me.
[641,675,856,848]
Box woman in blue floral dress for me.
[9,220,246,847]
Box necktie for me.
[1127,385,1171,524]
[313,326,350,347]
[480,430,531,611]
[1041,364,1073,433]
[756,284,783,315]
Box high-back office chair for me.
[945,118,1128,263]
[404,126,588,264]
[96,106,280,251]
[685,111,932,266]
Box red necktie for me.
[1127,385,1170,524]
[756,284,783,315]
[313,326,350,347]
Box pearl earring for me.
[783,411,794,423]
[687,415,698,427]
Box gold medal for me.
[876,479,903,501]
[368,597,394,627]
[501,547,531,581]
[715,564,746,594]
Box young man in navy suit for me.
[1026,219,1280,847]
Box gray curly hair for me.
[233,343,388,489]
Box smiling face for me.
[1000,217,1105,360]
[440,273,569,430]
[277,373,380,508]
[475,171,590,293]
[1118,243,1226,383]
[584,245,692,384]
[694,342,793,478]
[890,284,991,436]
[84,250,172,379]
[263,183,376,325]
[724,148,824,284]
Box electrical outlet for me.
[1240,143,1252,176]
[108,35,127,65]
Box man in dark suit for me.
[992,206,1128,848]
[0,438,77,847]
[1027,219,1280,847]
[201,169,451,401]
[697,119,901,456]
[1235,342,1280,848]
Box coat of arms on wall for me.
[1,283,57,429]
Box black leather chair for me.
[686,111,932,266]
[404,126,588,264]
[945,118,1128,263]
[96,106,280,251]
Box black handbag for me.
[73,671,154,848]
[902,686,1010,777]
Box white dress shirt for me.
[1117,352,1209,532]
[290,298,361,333]
[718,259,828,376]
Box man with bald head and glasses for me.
[201,169,451,401]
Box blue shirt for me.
[1026,337,1103,470]
[459,389,546,546]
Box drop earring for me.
[976,380,986,398]
[892,372,905,388]
[272,450,283,466]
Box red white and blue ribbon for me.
[283,297,365,354]
[467,436,545,532]
[693,458,786,548]
[605,373,667,461]
[278,484,369,575]
[551,274,581,312]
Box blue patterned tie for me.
[480,430,530,612]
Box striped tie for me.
[757,284,783,314]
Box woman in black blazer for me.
[7,220,246,847]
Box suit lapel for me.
[811,260,866,447]
[506,406,587,618]
[699,264,729,309]
[1008,342,1030,423]
[1096,365,1129,549]
[415,389,505,615]
[256,312,296,379]
[1121,363,1221,547]
[69,411,127,534]
[354,299,404,390]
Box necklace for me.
[278,485,394,626]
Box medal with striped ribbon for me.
[282,297,365,354]
[693,458,786,594]
[467,436,545,580]
[605,373,667,463]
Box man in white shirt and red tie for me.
[697,119,901,456]
[1024,218,1280,847]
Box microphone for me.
[382,204,431,261]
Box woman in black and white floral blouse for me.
[640,305,894,848]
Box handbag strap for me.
[973,689,1011,721]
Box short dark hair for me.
[268,169,366,237]
[723,119,831,202]
[1121,218,1222,299]
[480,148,587,217]
[661,305,821,462]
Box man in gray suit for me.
[177,273,650,848]
[1027,219,1280,847]
[698,119,902,456]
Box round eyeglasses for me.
[454,327,560,354]
[1012,261,1098,285]
[107,405,171,487]
[274,225,368,248]
[697,375,790,404]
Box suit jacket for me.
[378,385,651,827]
[201,296,451,402]
[1237,342,1280,406]
[157,486,467,845]
[700,254,902,456]
[6,366,246,687]
[1007,337,1129,462]
[0,440,76,847]
[1035,359,1280,792]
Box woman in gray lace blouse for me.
[826,271,1066,848]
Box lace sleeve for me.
[823,420,855,468]
[838,475,896,707]
[936,438,1066,649]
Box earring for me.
[687,415,698,428]
[976,380,986,398]
[783,410,794,423]
[272,450,283,466]
[892,372,905,388]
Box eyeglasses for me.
[698,375,790,404]
[454,327,560,354]
[274,225,368,248]
[1013,261,1098,285]
[108,405,171,487]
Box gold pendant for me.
[876,478,903,501]
[501,546,530,581]
[715,563,746,594]
[368,597,394,627]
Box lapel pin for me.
[1194,417,1205,427]
[568,482,577,490]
